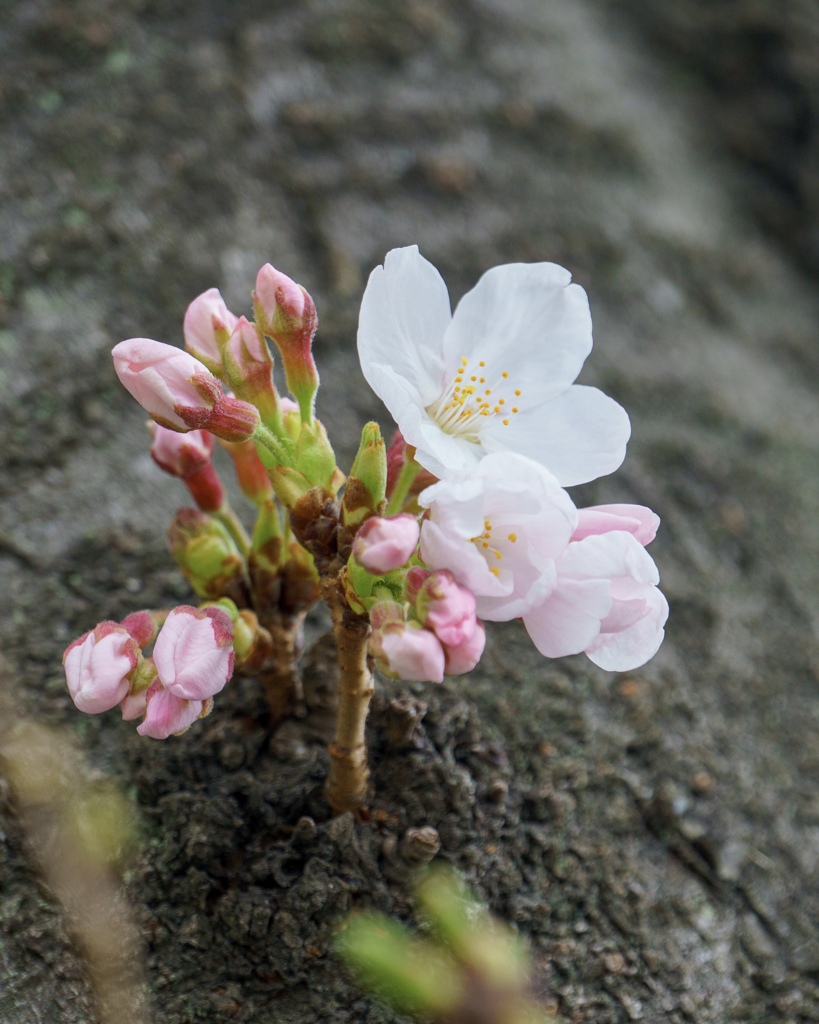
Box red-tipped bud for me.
[112,338,259,442]
[63,622,140,714]
[254,264,319,422]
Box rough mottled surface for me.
[1,1,818,1023]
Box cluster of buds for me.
[62,246,667,815]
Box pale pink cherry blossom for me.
[419,452,578,621]
[183,287,238,374]
[63,622,140,714]
[352,514,420,574]
[370,619,446,683]
[571,504,659,546]
[357,246,630,486]
[443,620,486,676]
[112,338,259,441]
[137,681,210,740]
[522,530,668,672]
[411,569,478,647]
[151,605,234,702]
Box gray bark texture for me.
[0,1,817,1022]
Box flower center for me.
[426,356,522,441]
[471,519,518,577]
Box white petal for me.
[587,589,668,671]
[523,577,612,658]
[482,385,631,486]
[357,246,452,409]
[442,263,592,402]
[559,532,659,586]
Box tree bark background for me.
[0,1,817,1022]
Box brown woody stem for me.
[324,577,374,815]
[257,612,306,720]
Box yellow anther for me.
[503,418,509,425]
[479,360,486,367]
[514,389,521,396]
[482,541,489,549]
[485,389,492,396]
[470,375,477,382]
[493,406,501,413]
[461,356,468,364]
[502,371,509,378]
[490,567,500,576]
[511,407,519,413]
[499,398,505,405]
[479,377,486,384]
[495,550,502,559]
[508,533,517,543]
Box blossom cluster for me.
[63,606,234,739]
[61,244,666,748]
[353,247,667,676]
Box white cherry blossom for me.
[418,453,578,621]
[357,246,630,485]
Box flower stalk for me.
[323,577,374,815]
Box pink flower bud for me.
[120,610,158,648]
[63,622,139,714]
[183,288,238,371]
[443,620,486,676]
[254,264,319,421]
[136,681,207,739]
[352,514,420,574]
[149,423,215,477]
[255,264,306,325]
[152,605,234,701]
[148,423,225,511]
[112,338,259,442]
[414,569,477,647]
[371,621,446,683]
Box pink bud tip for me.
[152,605,234,701]
[112,338,222,431]
[255,264,306,324]
[120,610,157,648]
[352,514,420,574]
[63,623,139,714]
[415,569,478,647]
[372,622,445,683]
[443,620,486,676]
[183,288,238,368]
[149,423,215,478]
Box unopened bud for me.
[353,514,419,575]
[63,622,141,714]
[414,569,477,648]
[370,619,445,683]
[224,316,282,429]
[254,264,319,423]
[167,508,247,600]
[183,287,237,374]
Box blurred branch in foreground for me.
[0,656,151,1024]
[338,866,557,1024]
